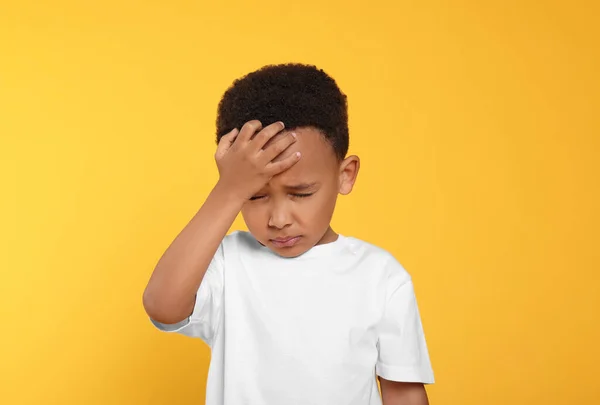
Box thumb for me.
[215,128,239,159]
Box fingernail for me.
[296,152,301,157]
[280,121,285,128]
[291,132,297,138]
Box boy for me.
[143,64,434,405]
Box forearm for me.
[379,378,429,405]
[143,181,244,324]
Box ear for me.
[338,155,360,195]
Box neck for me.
[317,226,338,245]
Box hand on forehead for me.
[263,127,336,165]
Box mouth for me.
[269,235,302,248]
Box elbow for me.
[142,287,158,319]
[142,287,193,325]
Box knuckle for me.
[281,136,294,148]
[273,142,284,153]
[265,165,277,175]
[250,156,262,169]
[258,130,270,141]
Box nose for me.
[268,201,293,230]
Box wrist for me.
[212,180,248,209]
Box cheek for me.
[241,205,265,228]
[305,190,338,220]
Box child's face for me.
[241,127,359,258]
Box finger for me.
[260,131,297,163]
[250,121,286,151]
[237,120,263,144]
[215,128,239,159]
[266,151,302,175]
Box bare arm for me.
[142,120,300,324]
[379,378,429,405]
[142,182,244,324]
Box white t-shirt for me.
[151,231,434,405]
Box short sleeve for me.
[376,258,434,384]
[150,241,225,347]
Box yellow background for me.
[1,0,599,404]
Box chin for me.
[268,242,310,258]
[251,231,312,258]
[272,248,305,258]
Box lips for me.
[270,235,302,248]
[272,236,296,242]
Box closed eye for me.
[249,192,314,201]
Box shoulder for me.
[343,236,412,286]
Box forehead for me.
[266,127,339,184]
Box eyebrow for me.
[285,182,319,191]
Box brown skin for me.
[242,126,359,258]
[143,120,359,322]
[143,120,302,324]
[379,379,430,405]
[143,120,428,404]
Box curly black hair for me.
[216,63,349,160]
